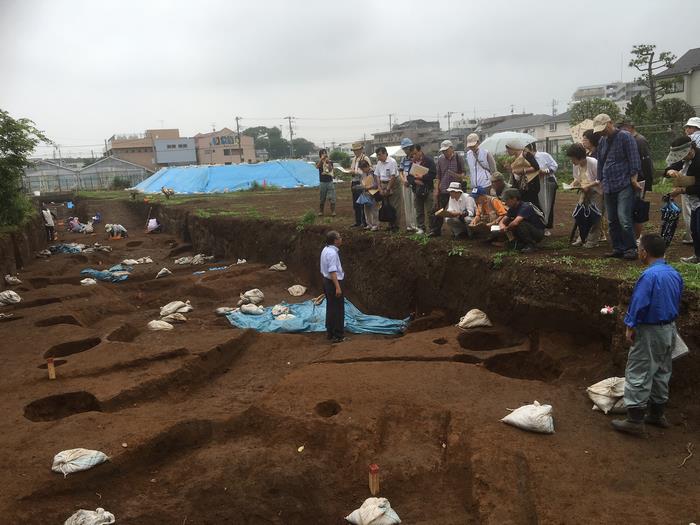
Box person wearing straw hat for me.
[664,136,700,263]
[465,133,496,195]
[431,139,466,237]
[680,117,700,244]
[349,142,371,228]
[443,182,476,239]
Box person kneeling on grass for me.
[105,223,128,239]
[498,188,546,253]
[444,182,476,239]
[469,186,507,233]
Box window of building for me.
[549,122,557,132]
[224,149,232,156]
[166,144,176,149]
[178,143,188,148]
[665,76,685,94]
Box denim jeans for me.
[604,184,636,253]
[691,207,700,257]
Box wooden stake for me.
[368,463,380,496]
[47,358,56,380]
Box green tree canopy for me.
[649,98,696,126]
[291,137,316,157]
[0,109,49,226]
[569,98,622,126]
[625,94,649,125]
[242,126,316,159]
[329,150,351,169]
[628,44,676,108]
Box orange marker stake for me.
[368,463,380,496]
[47,358,56,380]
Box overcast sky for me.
[1,0,697,157]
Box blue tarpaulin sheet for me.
[80,264,132,283]
[226,299,408,335]
[132,160,319,194]
[50,243,84,254]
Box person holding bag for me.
[349,142,371,228]
[431,140,466,237]
[375,146,401,231]
[356,159,380,231]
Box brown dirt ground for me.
[0,194,698,524]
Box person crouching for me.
[498,188,546,253]
[443,182,476,239]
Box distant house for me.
[79,156,153,190]
[484,114,552,139]
[194,128,256,165]
[657,47,700,111]
[23,160,78,193]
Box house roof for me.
[194,127,235,138]
[27,159,78,173]
[487,114,552,133]
[81,155,154,173]
[546,110,571,123]
[657,48,700,78]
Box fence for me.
[22,170,148,194]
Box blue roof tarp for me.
[132,160,319,194]
[226,299,408,335]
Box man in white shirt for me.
[465,133,496,193]
[375,146,401,231]
[444,182,476,238]
[320,230,346,343]
[41,204,56,242]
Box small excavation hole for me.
[44,336,101,358]
[433,337,448,345]
[484,351,561,382]
[126,241,143,247]
[315,400,341,418]
[37,359,67,369]
[457,329,525,351]
[35,315,82,327]
[107,323,140,342]
[24,391,102,422]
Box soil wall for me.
[127,200,700,397]
[0,215,47,279]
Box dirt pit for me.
[0,197,698,524]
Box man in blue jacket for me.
[612,234,683,435]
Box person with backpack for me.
[498,188,546,253]
[465,133,496,195]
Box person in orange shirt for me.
[470,186,507,227]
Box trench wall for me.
[0,215,47,279]
[127,200,700,396]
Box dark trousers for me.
[45,225,54,241]
[323,277,344,339]
[513,222,545,246]
[431,193,450,235]
[351,182,366,226]
[692,207,700,257]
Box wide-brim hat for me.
[666,141,693,165]
[351,142,364,150]
[592,113,611,133]
[447,182,463,193]
[685,117,700,129]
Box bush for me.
[110,176,130,190]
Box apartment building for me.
[194,128,256,165]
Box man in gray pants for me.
[612,234,684,436]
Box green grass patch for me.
[580,258,608,276]
[296,210,317,231]
[448,244,467,257]
[672,262,700,291]
[408,233,429,246]
[77,190,130,200]
[491,250,510,269]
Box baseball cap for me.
[592,114,611,133]
[439,140,454,152]
[400,137,414,149]
[466,133,479,147]
[470,186,487,197]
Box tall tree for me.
[291,138,316,157]
[628,44,676,108]
[625,93,649,125]
[242,126,290,159]
[569,98,622,126]
[0,109,49,226]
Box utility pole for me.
[444,111,456,132]
[510,104,515,115]
[551,99,559,117]
[235,116,242,144]
[285,116,295,158]
[388,113,395,131]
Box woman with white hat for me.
[665,136,700,263]
[680,117,700,244]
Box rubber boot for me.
[645,403,671,428]
[611,407,647,436]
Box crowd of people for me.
[316,115,700,262]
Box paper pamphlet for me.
[409,164,429,177]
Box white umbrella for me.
[480,132,537,154]
[370,145,407,159]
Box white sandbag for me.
[64,507,115,525]
[269,261,287,271]
[37,249,52,257]
[80,278,97,286]
[271,304,290,316]
[4,274,21,285]
[83,221,94,234]
[587,377,625,414]
[592,398,625,414]
[159,300,192,317]
[122,259,139,265]
[236,258,247,265]
[51,448,109,477]
[501,401,554,434]
[148,320,174,331]
[0,290,22,305]
[174,256,193,265]
[191,253,213,265]
[162,312,187,323]
[0,313,14,320]
[287,285,307,297]
[215,306,235,316]
[457,309,492,329]
[240,303,265,315]
[237,288,264,306]
[136,256,153,264]
[345,497,401,525]
[156,267,172,279]
[275,313,296,321]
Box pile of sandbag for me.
[457,309,492,329]
[501,401,554,434]
[4,274,21,286]
[269,261,287,271]
[215,306,236,316]
[52,448,109,477]
[122,256,153,265]
[236,258,247,265]
[148,300,193,330]
[272,303,296,321]
[82,243,112,253]
[0,290,22,305]
[174,254,214,265]
[80,278,97,286]
[237,289,264,306]
[587,377,625,414]
[64,507,115,525]
[345,498,401,525]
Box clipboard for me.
[409,163,429,177]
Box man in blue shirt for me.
[612,234,684,436]
[499,188,546,253]
[320,230,346,343]
[594,113,641,260]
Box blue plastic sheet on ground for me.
[226,299,408,335]
[50,243,84,254]
[80,264,132,283]
[132,160,319,194]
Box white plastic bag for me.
[191,253,213,265]
[174,256,193,265]
[269,261,287,271]
[156,267,172,279]
[0,290,21,305]
[276,313,296,321]
[215,306,235,316]
[162,312,187,323]
[241,303,265,315]
[4,274,21,285]
[237,289,264,306]
[457,309,492,329]
[672,333,690,361]
[288,285,307,297]
[122,258,139,266]
[64,507,115,525]
[345,497,401,525]
[501,401,554,434]
[148,320,174,331]
[271,304,290,316]
[236,258,247,265]
[136,256,153,264]
[52,448,109,477]
[160,300,192,317]
[80,278,97,286]
[587,377,625,414]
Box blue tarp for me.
[132,160,319,194]
[50,243,84,254]
[80,264,132,283]
[226,299,408,335]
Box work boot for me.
[611,407,647,436]
[645,403,671,428]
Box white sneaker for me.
[544,230,551,237]
[681,255,698,264]
[571,239,583,247]
[415,228,424,235]
[370,226,378,231]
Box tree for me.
[291,138,316,158]
[329,150,351,169]
[569,98,622,126]
[242,126,290,159]
[0,109,49,226]
[625,94,649,125]
[649,98,696,126]
[628,44,676,108]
